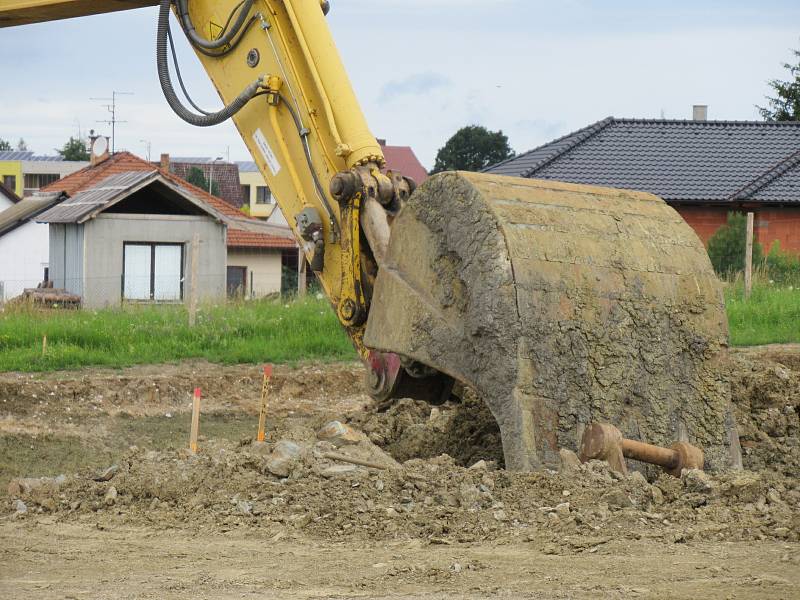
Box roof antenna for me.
[90,91,134,154]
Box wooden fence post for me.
[190,387,201,453]
[189,232,199,327]
[745,212,754,300]
[298,256,307,297]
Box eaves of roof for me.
[727,148,800,202]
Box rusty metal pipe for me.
[621,438,678,471]
[579,423,704,477]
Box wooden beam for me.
[0,0,157,27]
[745,212,754,300]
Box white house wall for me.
[227,248,283,297]
[0,221,49,301]
[82,214,226,309]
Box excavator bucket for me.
[364,172,742,472]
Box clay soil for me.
[1,348,799,599]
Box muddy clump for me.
[351,388,504,468]
[730,347,800,475]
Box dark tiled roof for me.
[486,118,800,203]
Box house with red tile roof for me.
[36,151,298,307]
[378,140,429,184]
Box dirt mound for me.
[10,434,799,549]
[4,348,800,554]
[730,346,800,475]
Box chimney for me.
[693,105,708,121]
[160,153,170,170]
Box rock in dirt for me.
[93,465,119,482]
[317,421,364,447]
[267,441,304,477]
[8,475,66,497]
[682,469,713,494]
[237,500,253,516]
[726,472,763,503]
[13,499,27,514]
[104,486,118,506]
[320,465,359,478]
[559,449,581,472]
[555,502,571,517]
[601,489,633,509]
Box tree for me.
[706,212,763,277]
[431,125,514,174]
[185,166,220,197]
[758,47,800,122]
[16,138,28,152]
[0,139,10,151]
[56,136,90,161]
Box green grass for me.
[725,282,800,346]
[0,283,798,373]
[0,297,356,372]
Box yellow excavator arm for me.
[0,0,741,473]
[2,0,398,359]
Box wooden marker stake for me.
[42,335,47,357]
[745,212,754,300]
[190,387,201,453]
[257,365,273,442]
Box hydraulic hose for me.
[157,0,262,127]
[176,0,254,50]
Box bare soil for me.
[1,348,798,599]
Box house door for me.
[227,266,247,298]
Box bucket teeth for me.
[365,171,741,472]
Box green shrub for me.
[706,212,763,277]
[765,240,800,284]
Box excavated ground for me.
[1,347,799,599]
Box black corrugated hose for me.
[176,0,253,50]
[157,0,262,127]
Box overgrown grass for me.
[725,281,800,346]
[1,282,798,373]
[0,297,356,372]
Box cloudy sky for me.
[1,0,798,169]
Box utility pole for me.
[91,90,134,154]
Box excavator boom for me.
[0,0,741,472]
[0,0,157,26]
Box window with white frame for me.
[123,243,184,301]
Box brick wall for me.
[165,162,244,209]
[673,204,800,254]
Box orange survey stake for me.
[257,365,273,442]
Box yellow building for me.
[236,161,279,220]
[0,151,89,197]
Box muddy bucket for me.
[364,171,741,472]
